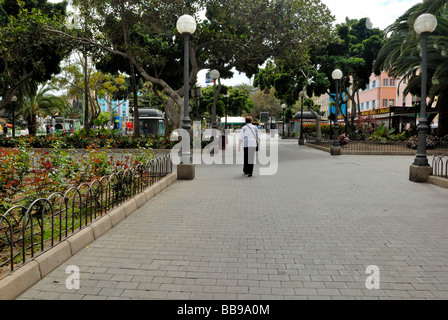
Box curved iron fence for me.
[0,153,172,278]
[432,154,448,178]
[306,139,448,154]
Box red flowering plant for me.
[338,133,350,146]
[0,142,32,212]
[0,141,158,216]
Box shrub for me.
[406,135,440,149]
[0,133,177,150]
[0,145,157,215]
[369,124,397,144]
[338,133,350,146]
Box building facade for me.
[313,71,420,132]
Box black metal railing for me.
[0,154,172,277]
[306,139,448,154]
[432,154,448,178]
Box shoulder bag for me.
[247,125,259,152]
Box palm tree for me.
[374,0,448,136]
[20,85,68,135]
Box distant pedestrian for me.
[238,116,260,177]
[49,125,55,135]
[3,125,7,135]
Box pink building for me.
[358,72,414,111]
[356,72,418,131]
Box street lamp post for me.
[299,91,305,145]
[281,103,286,139]
[177,14,197,179]
[331,69,343,155]
[210,69,220,129]
[389,100,394,129]
[410,13,437,182]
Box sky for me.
[321,0,422,30]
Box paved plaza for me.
[17,137,448,300]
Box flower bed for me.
[0,142,156,214]
[0,132,176,150]
[0,145,171,277]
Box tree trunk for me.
[130,63,140,138]
[165,97,181,129]
[27,114,38,136]
[309,109,322,141]
[84,53,90,134]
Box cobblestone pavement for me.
[18,137,448,300]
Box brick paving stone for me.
[16,137,448,300]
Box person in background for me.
[238,116,260,177]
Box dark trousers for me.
[243,147,256,175]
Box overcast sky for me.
[321,0,423,30]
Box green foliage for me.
[369,123,397,144]
[51,0,334,128]
[374,0,448,136]
[192,85,254,120]
[301,123,345,138]
[310,17,384,98]
[0,132,177,150]
[0,144,32,212]
[0,0,71,110]
[0,144,157,214]
[93,112,111,127]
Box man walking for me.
[238,116,260,177]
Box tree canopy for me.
[0,0,70,110]
[42,0,334,130]
[310,18,384,129]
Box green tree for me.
[226,87,254,117]
[193,85,254,124]
[310,18,384,133]
[250,87,283,121]
[374,0,448,136]
[54,55,128,128]
[43,0,334,131]
[0,0,70,110]
[19,84,67,135]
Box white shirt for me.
[239,123,259,148]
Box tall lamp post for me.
[389,100,394,130]
[410,13,437,182]
[331,69,343,155]
[210,69,220,129]
[281,103,286,139]
[177,14,197,179]
[299,91,305,145]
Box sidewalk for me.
[18,138,448,300]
